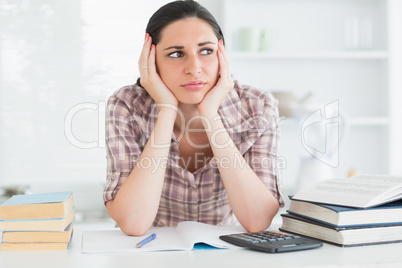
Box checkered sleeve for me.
[103,88,145,203]
[244,124,284,207]
[242,92,284,207]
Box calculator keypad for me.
[219,230,323,253]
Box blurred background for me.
[0,0,401,220]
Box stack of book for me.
[0,191,74,250]
[280,174,402,247]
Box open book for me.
[292,174,402,208]
[82,221,245,253]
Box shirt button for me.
[188,187,194,191]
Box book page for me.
[176,221,245,249]
[82,227,189,253]
[82,223,245,253]
[293,175,402,208]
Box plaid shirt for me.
[104,81,284,227]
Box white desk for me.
[1,220,402,268]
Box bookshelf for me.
[200,0,402,194]
[230,51,389,60]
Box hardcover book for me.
[1,223,73,243]
[287,198,402,228]
[0,240,71,251]
[292,174,402,208]
[0,191,74,220]
[280,213,402,247]
[0,208,75,231]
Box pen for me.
[136,233,157,248]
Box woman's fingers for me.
[136,35,178,107]
[218,39,234,87]
[197,39,234,115]
[148,44,156,73]
[138,33,152,77]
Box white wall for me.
[1,0,401,216]
[388,0,402,175]
[0,0,170,215]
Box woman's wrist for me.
[198,105,219,119]
[157,103,178,121]
[198,112,220,129]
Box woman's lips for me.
[181,80,206,90]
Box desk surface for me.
[1,220,402,268]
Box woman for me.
[104,0,283,236]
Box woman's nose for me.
[184,55,201,75]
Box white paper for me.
[81,222,245,253]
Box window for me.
[0,0,169,189]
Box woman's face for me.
[155,17,220,105]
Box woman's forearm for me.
[106,107,177,236]
[203,113,279,232]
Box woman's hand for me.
[197,39,234,117]
[138,34,178,108]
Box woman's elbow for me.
[106,201,151,236]
[243,217,273,233]
[118,219,150,236]
[243,203,280,232]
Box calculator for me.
[219,230,323,253]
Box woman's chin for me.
[177,94,205,105]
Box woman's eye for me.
[169,51,184,58]
[200,49,213,55]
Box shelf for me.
[279,117,390,127]
[217,0,402,176]
[348,117,390,126]
[229,51,388,60]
